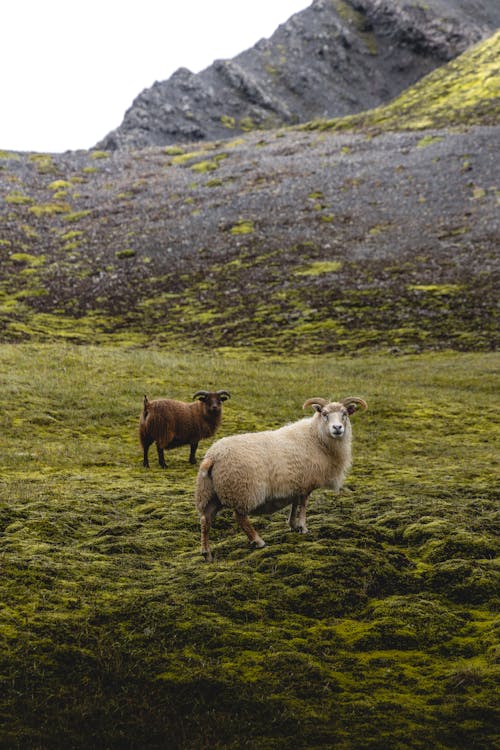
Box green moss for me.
[1,345,497,745]
[229,219,254,235]
[90,150,110,160]
[59,230,84,242]
[4,191,34,206]
[221,115,236,129]
[164,145,185,156]
[239,116,257,132]
[115,249,136,259]
[10,252,45,267]
[28,154,57,174]
[296,260,343,275]
[408,284,462,295]
[0,150,20,160]
[62,210,91,223]
[29,202,72,217]
[48,179,72,191]
[171,150,206,166]
[417,135,444,148]
[190,159,218,173]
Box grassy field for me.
[1,343,498,749]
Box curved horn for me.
[341,397,368,412]
[193,390,209,400]
[217,390,231,400]
[303,397,328,410]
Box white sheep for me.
[195,395,367,560]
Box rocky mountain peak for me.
[96,0,499,150]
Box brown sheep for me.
[140,390,231,469]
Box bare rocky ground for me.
[0,123,498,354]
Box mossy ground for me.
[1,344,498,749]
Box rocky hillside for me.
[97,0,500,150]
[0,32,499,354]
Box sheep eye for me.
[322,411,328,420]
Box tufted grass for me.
[0,343,499,748]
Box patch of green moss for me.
[59,230,84,242]
[221,115,236,129]
[408,284,462,295]
[4,191,34,206]
[171,150,206,166]
[28,154,57,174]
[29,202,72,217]
[48,179,72,191]
[239,117,257,132]
[90,150,110,160]
[417,135,445,148]
[10,252,45,267]
[229,219,254,235]
[296,260,343,275]
[164,145,185,156]
[62,210,91,223]
[115,249,136,259]
[0,150,20,160]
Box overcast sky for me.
[1,1,311,154]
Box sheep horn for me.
[341,397,368,411]
[303,397,328,410]
[217,390,231,399]
[193,390,209,400]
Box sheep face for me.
[194,390,230,419]
[317,403,350,439]
[304,397,367,441]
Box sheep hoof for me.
[202,550,213,562]
[251,539,266,549]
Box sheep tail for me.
[195,457,216,512]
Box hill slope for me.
[0,34,498,354]
[96,0,500,150]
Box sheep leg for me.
[288,501,299,530]
[234,512,266,549]
[200,499,219,562]
[189,442,198,464]
[156,444,167,469]
[142,438,153,468]
[289,496,309,533]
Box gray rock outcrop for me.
[96,0,500,150]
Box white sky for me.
[1,1,311,154]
